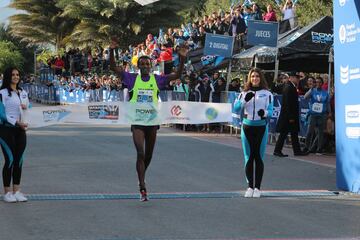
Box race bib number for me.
[312,102,323,113]
[137,90,154,103]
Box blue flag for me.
[275,0,281,6]
[243,0,253,6]
[230,0,241,8]
[214,56,225,66]
[201,55,216,66]
[157,28,165,44]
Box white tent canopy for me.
[133,0,160,6]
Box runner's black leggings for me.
[0,126,27,187]
[242,124,266,189]
[131,125,158,191]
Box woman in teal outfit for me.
[234,68,273,198]
[0,67,29,203]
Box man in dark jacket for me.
[274,72,308,157]
[212,77,226,103]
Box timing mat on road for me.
[8,190,339,201]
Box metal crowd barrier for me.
[220,91,310,138]
[21,83,186,104]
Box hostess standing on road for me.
[234,68,273,198]
[110,39,188,201]
[0,67,29,203]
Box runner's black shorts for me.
[131,125,160,132]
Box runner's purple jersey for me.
[121,72,168,90]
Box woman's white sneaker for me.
[3,192,17,203]
[244,188,254,198]
[13,191,28,202]
[253,188,261,198]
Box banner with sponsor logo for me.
[335,0,360,192]
[23,102,232,128]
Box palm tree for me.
[58,0,205,48]
[8,0,77,49]
[56,0,121,48]
[8,0,206,49]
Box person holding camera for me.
[110,38,188,201]
[234,68,273,198]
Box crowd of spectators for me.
[23,0,337,152]
[39,0,299,91]
[272,71,335,154]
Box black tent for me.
[232,16,334,73]
[231,26,299,72]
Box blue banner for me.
[227,91,241,128]
[227,92,309,138]
[269,95,309,137]
[335,0,360,192]
[247,20,279,47]
[226,92,309,137]
[204,34,235,58]
[299,96,310,137]
[269,95,282,134]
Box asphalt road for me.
[1,125,359,240]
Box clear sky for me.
[0,0,11,8]
[0,0,20,24]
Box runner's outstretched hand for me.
[178,44,189,58]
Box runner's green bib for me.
[130,74,159,103]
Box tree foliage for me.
[8,0,205,49]
[7,0,332,50]
[0,40,25,73]
[293,0,332,26]
[8,0,77,49]
[203,0,332,26]
[57,0,205,48]
[0,24,34,73]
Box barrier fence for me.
[21,84,187,104]
[222,91,310,138]
[22,83,310,137]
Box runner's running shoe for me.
[140,189,148,202]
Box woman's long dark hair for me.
[243,68,268,91]
[1,67,22,96]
